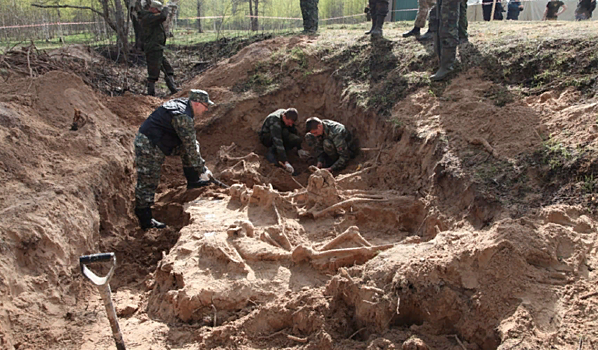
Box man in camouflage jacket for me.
[258,108,308,175]
[305,117,357,172]
[134,89,214,230]
[140,0,178,96]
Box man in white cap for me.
[140,0,178,95]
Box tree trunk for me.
[249,0,258,31]
[196,0,203,33]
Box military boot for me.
[431,46,457,81]
[417,30,434,41]
[402,26,421,38]
[365,16,377,35]
[371,15,385,38]
[134,207,166,230]
[147,82,156,96]
[165,75,179,94]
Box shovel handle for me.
[79,253,115,265]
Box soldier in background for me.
[259,108,309,175]
[134,90,214,230]
[300,0,319,33]
[403,0,436,40]
[364,0,389,38]
[304,117,357,173]
[575,0,595,19]
[140,0,178,96]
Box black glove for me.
[364,6,370,14]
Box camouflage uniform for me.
[415,0,437,29]
[259,109,302,163]
[305,120,357,172]
[135,98,205,208]
[300,0,319,32]
[140,8,174,84]
[428,0,468,45]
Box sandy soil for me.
[1,22,598,350]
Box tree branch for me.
[31,3,104,17]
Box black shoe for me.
[147,82,156,96]
[265,147,277,164]
[165,75,179,95]
[183,167,210,189]
[134,207,166,230]
[417,31,434,41]
[403,27,421,38]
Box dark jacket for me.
[140,8,168,53]
[139,98,194,156]
[507,1,523,19]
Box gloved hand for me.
[364,6,370,14]
[199,167,213,182]
[298,149,310,159]
[283,162,294,174]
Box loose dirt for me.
[1,22,598,350]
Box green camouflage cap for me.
[150,0,163,9]
[189,89,215,106]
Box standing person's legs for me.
[161,56,178,94]
[458,0,468,42]
[366,0,378,34]
[146,50,163,96]
[371,0,389,38]
[431,0,460,81]
[134,133,166,229]
[483,4,492,20]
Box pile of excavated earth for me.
[1,23,598,350]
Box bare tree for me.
[248,0,259,31]
[196,0,203,33]
[31,0,146,60]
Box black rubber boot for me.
[165,75,179,94]
[402,26,421,38]
[371,15,385,38]
[431,46,457,81]
[265,147,277,164]
[134,207,166,230]
[183,167,210,189]
[365,17,377,35]
[147,82,156,96]
[417,30,434,41]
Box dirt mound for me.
[2,27,598,350]
[0,71,136,349]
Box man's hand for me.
[283,162,294,174]
[364,6,370,13]
[298,149,310,159]
[200,167,213,181]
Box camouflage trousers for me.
[428,0,468,48]
[300,0,319,32]
[415,0,436,28]
[134,132,204,208]
[146,49,175,83]
[369,0,390,18]
[305,133,358,168]
[260,129,303,152]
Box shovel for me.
[79,252,126,350]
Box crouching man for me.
[134,89,214,230]
[258,108,309,174]
[304,117,357,173]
